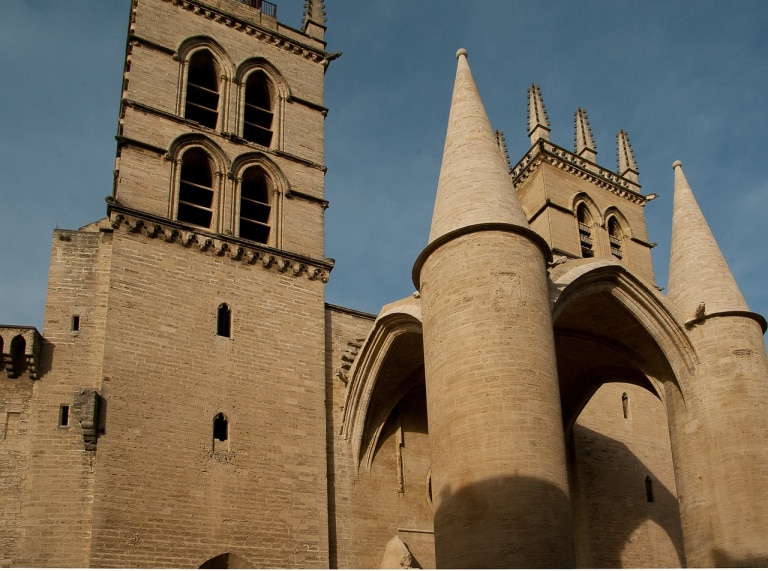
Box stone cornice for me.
[511,140,647,206]
[412,223,552,291]
[106,200,333,283]
[120,99,327,172]
[286,188,328,209]
[684,309,767,334]
[162,0,334,66]
[127,34,175,56]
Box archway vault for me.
[552,260,698,426]
[341,298,425,472]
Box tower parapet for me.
[513,84,656,284]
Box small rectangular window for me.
[72,315,80,331]
[59,405,70,427]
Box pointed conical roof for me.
[574,108,596,162]
[616,130,639,183]
[428,49,529,244]
[667,161,748,319]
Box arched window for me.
[576,203,594,258]
[608,216,623,259]
[242,71,274,147]
[185,50,220,129]
[239,166,272,244]
[213,413,228,442]
[178,148,215,229]
[217,304,231,338]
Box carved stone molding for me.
[163,0,331,66]
[511,140,646,206]
[108,207,332,283]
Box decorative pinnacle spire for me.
[616,130,639,183]
[302,0,326,39]
[527,84,550,145]
[427,49,529,244]
[574,108,596,162]
[667,161,748,319]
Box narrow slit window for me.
[217,304,231,338]
[72,315,80,331]
[608,216,623,259]
[239,167,271,244]
[213,413,228,442]
[184,50,219,129]
[178,148,214,229]
[243,71,274,146]
[645,475,654,503]
[59,405,70,427]
[622,392,629,419]
[577,204,594,258]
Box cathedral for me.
[2,0,768,568]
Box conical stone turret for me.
[663,160,768,566]
[428,49,528,244]
[414,49,575,569]
[667,160,748,320]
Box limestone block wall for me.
[84,228,329,568]
[325,306,435,568]
[3,227,114,567]
[571,382,684,568]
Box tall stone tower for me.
[413,49,575,568]
[4,0,336,567]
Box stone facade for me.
[1,0,767,568]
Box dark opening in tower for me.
[239,167,271,244]
[178,148,214,228]
[185,50,220,129]
[577,203,594,258]
[243,71,274,146]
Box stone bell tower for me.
[10,0,338,567]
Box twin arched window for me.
[182,47,276,147]
[173,147,275,244]
[575,202,626,260]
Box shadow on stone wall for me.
[570,425,685,567]
[432,475,576,568]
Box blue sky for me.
[1,1,768,333]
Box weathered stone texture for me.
[2,0,768,568]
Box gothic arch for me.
[176,36,235,122]
[572,192,603,226]
[167,135,228,231]
[229,153,288,248]
[234,57,291,100]
[234,58,290,149]
[552,260,697,428]
[341,299,424,472]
